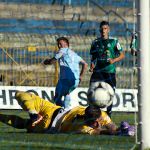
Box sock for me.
[64,94,71,109]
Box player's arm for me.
[109,41,125,64]
[22,102,43,127]
[89,55,97,72]
[81,125,116,135]
[43,57,57,65]
[15,91,43,127]
[43,49,63,65]
[79,60,88,83]
[78,125,101,135]
[99,122,119,135]
[109,51,125,64]
[89,120,118,135]
[87,121,118,135]
[25,100,43,127]
[89,42,97,72]
[95,111,119,135]
[28,110,43,127]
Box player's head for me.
[84,105,101,128]
[99,21,110,39]
[57,37,69,49]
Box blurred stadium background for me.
[0,0,137,89]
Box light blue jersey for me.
[55,48,83,80]
[54,48,83,108]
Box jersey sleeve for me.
[54,50,63,60]
[113,39,123,57]
[75,53,83,62]
[115,39,123,52]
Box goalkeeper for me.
[0,91,134,135]
[0,91,62,133]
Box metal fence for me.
[0,45,137,88]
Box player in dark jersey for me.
[89,21,125,117]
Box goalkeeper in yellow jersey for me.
[0,91,118,135]
[0,91,62,133]
[49,104,118,135]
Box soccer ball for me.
[87,82,115,108]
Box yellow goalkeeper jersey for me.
[59,106,112,135]
[15,91,61,132]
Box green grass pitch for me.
[0,110,138,150]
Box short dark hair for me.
[84,105,101,126]
[57,37,69,46]
[100,21,109,28]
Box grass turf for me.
[0,110,138,150]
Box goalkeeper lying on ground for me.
[0,91,134,135]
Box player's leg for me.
[89,72,116,118]
[64,79,79,109]
[103,73,116,118]
[64,94,71,109]
[0,113,29,129]
[54,79,64,107]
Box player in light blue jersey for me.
[44,37,88,108]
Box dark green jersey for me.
[90,37,123,73]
